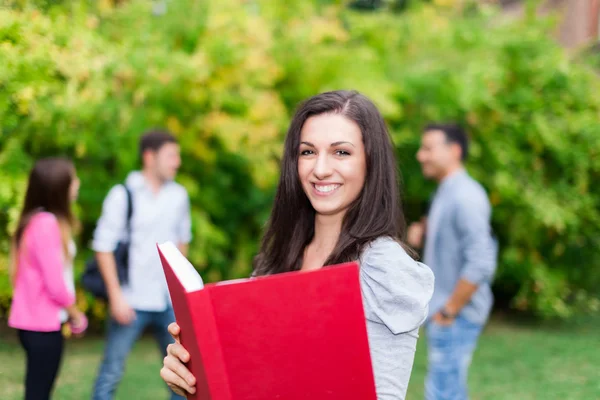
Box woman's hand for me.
[70,311,88,336]
[66,306,88,337]
[160,322,197,397]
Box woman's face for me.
[297,113,367,218]
[69,171,80,202]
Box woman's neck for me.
[311,213,343,253]
[300,213,343,272]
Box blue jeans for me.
[92,307,184,400]
[425,315,483,400]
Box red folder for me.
[157,242,377,400]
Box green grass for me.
[0,317,598,399]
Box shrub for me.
[1,0,598,322]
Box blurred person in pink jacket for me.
[8,157,87,400]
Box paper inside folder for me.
[158,241,204,292]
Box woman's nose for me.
[312,154,333,180]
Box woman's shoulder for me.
[361,237,429,274]
[361,236,411,262]
[22,211,61,241]
[361,236,434,284]
[359,236,434,334]
[27,211,59,229]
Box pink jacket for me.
[8,212,75,332]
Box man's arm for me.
[96,251,136,324]
[177,191,192,258]
[436,194,497,323]
[92,186,136,324]
[177,244,189,257]
[438,279,479,320]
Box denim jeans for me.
[92,306,185,400]
[425,315,483,400]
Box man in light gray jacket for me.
[408,123,498,400]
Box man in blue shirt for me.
[408,123,498,400]
[91,130,191,400]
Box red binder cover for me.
[157,242,377,400]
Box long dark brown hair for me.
[253,90,414,276]
[10,157,77,282]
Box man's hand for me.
[110,294,136,325]
[433,310,456,326]
[96,251,136,325]
[407,221,425,249]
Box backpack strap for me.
[122,184,133,235]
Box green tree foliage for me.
[1,0,599,321]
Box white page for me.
[214,278,251,286]
[158,241,204,293]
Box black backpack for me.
[81,184,133,301]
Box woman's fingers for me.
[162,324,196,394]
[164,348,196,386]
[160,364,196,396]
[167,342,190,363]
[168,322,181,343]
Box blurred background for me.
[0,0,599,399]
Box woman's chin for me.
[311,204,347,218]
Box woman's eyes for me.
[299,149,350,156]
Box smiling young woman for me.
[160,90,435,400]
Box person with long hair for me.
[8,157,87,400]
[159,90,435,399]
